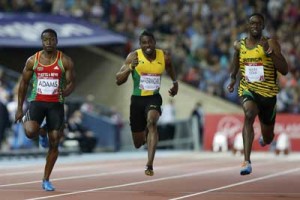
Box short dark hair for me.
[139,30,155,41]
[41,29,57,39]
[248,13,265,24]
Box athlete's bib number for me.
[245,64,264,82]
[139,74,161,91]
[37,79,59,95]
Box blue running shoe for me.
[42,180,55,191]
[240,161,252,175]
[259,136,266,147]
[39,135,49,148]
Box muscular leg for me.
[260,122,275,145]
[23,121,40,139]
[145,110,160,167]
[43,129,62,181]
[242,101,259,162]
[132,131,147,148]
[39,126,47,137]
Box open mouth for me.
[145,48,152,53]
[251,29,259,34]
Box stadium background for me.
[0,0,299,154]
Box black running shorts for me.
[241,90,276,125]
[26,101,65,131]
[130,94,162,132]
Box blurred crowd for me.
[0,0,299,113]
[0,0,299,110]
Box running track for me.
[0,151,299,200]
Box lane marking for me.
[0,165,110,177]
[0,158,231,188]
[0,160,229,187]
[169,167,300,200]
[0,155,224,177]
[1,152,297,199]
[0,169,142,188]
[24,166,238,200]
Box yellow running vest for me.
[132,49,165,96]
[238,38,279,97]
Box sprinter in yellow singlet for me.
[116,30,178,176]
[227,13,288,175]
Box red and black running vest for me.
[28,51,66,103]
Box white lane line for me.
[0,157,219,177]
[169,167,300,200]
[0,159,275,188]
[0,158,231,187]
[0,160,225,187]
[24,166,238,200]
[0,165,107,177]
[0,168,142,188]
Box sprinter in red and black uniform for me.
[15,29,75,191]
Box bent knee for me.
[24,122,40,139]
[134,143,143,149]
[244,110,257,121]
[263,134,274,145]
[146,119,158,129]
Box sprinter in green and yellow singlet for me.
[116,30,178,176]
[227,13,288,176]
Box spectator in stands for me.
[2,0,300,114]
[227,13,289,176]
[0,0,9,11]
[109,106,123,152]
[0,68,10,149]
[116,30,178,176]
[158,98,176,149]
[182,65,202,88]
[191,101,204,147]
[0,99,9,150]
[7,78,33,149]
[65,110,97,153]
[0,69,10,104]
[80,94,96,114]
[14,29,75,191]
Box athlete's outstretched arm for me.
[227,40,240,93]
[62,54,75,97]
[164,50,178,97]
[115,51,138,85]
[15,56,34,122]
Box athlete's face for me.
[41,32,57,52]
[248,16,264,38]
[140,35,156,56]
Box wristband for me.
[172,80,178,84]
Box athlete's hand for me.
[259,37,270,52]
[15,109,23,123]
[227,79,236,93]
[130,54,139,70]
[169,82,178,97]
